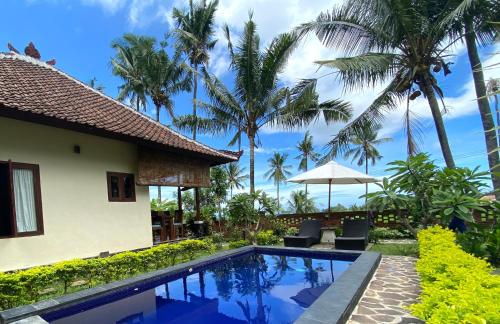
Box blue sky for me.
[2,0,498,210]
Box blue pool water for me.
[43,252,355,324]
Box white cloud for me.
[81,0,127,13]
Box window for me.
[106,172,136,202]
[0,161,44,238]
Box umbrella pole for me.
[328,179,332,214]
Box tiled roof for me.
[0,52,238,163]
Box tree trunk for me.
[419,74,456,168]
[495,94,499,144]
[195,188,200,221]
[304,159,308,201]
[249,135,255,194]
[365,154,368,205]
[277,182,280,211]
[155,103,162,203]
[464,17,500,198]
[192,63,198,141]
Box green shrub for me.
[255,230,280,245]
[228,240,250,249]
[456,224,500,267]
[0,239,215,311]
[409,226,500,323]
[206,232,225,250]
[369,227,412,243]
[284,227,299,236]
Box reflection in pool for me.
[44,253,354,324]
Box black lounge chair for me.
[284,219,322,248]
[335,218,369,250]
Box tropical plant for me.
[111,34,154,111]
[142,47,191,122]
[112,35,190,201]
[207,166,229,220]
[287,190,317,214]
[227,190,278,243]
[443,0,500,196]
[297,0,461,168]
[265,152,292,210]
[176,16,351,193]
[456,223,500,267]
[323,121,391,199]
[150,198,177,212]
[225,162,249,198]
[172,0,218,140]
[295,131,320,198]
[365,153,490,237]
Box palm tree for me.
[265,152,292,210]
[324,122,391,199]
[172,0,218,141]
[297,0,460,168]
[295,131,320,198]
[225,162,249,198]
[176,17,352,193]
[443,0,500,196]
[112,35,190,202]
[111,34,154,111]
[142,48,191,122]
[288,190,317,213]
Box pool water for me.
[43,252,354,324]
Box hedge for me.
[0,239,214,310]
[409,226,500,323]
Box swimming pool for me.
[0,247,380,324]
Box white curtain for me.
[13,169,37,232]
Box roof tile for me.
[0,53,237,163]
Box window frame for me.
[0,160,44,239]
[106,172,136,202]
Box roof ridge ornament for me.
[6,42,56,65]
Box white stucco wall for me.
[0,117,153,271]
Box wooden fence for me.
[274,208,498,229]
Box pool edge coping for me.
[295,250,381,324]
[0,246,379,324]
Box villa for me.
[0,52,238,272]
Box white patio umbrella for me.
[287,161,379,212]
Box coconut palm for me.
[112,35,190,201]
[324,122,391,199]
[111,34,155,111]
[265,152,292,210]
[176,17,352,193]
[442,0,500,196]
[295,131,320,198]
[225,162,249,198]
[288,190,317,214]
[172,0,218,140]
[297,0,460,168]
[142,48,191,122]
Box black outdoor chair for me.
[335,218,369,250]
[284,219,322,248]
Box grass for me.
[370,242,419,257]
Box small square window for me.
[106,172,136,202]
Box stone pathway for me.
[348,256,424,324]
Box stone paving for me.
[348,256,424,324]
